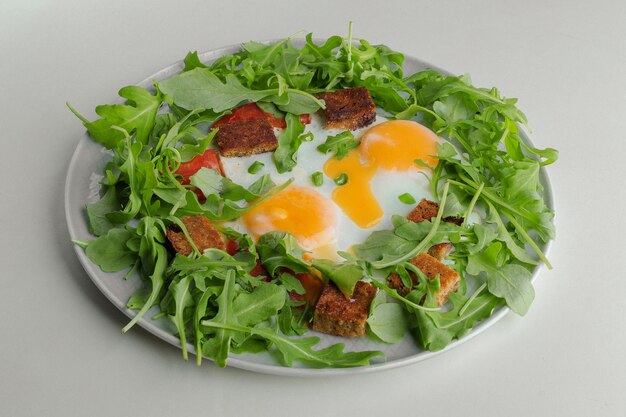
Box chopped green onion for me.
[398,193,416,204]
[334,173,348,186]
[248,161,264,174]
[311,171,324,186]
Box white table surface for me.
[2,0,625,415]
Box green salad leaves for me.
[69,26,557,369]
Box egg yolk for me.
[323,150,382,228]
[359,120,439,171]
[323,120,438,228]
[242,186,338,251]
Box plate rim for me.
[65,37,554,377]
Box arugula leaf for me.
[182,51,208,71]
[367,302,409,344]
[85,187,121,237]
[273,113,310,173]
[68,86,162,148]
[193,285,220,366]
[316,131,359,160]
[167,275,194,360]
[159,69,278,113]
[122,217,169,333]
[311,259,363,298]
[413,292,502,351]
[467,242,534,315]
[201,321,384,368]
[201,270,237,367]
[232,283,286,326]
[83,227,137,272]
[256,232,309,276]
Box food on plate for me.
[315,86,376,130]
[387,253,460,305]
[407,198,463,225]
[215,118,278,157]
[312,281,378,337]
[427,242,454,261]
[166,215,225,256]
[68,27,558,369]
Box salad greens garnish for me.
[316,131,360,160]
[69,26,557,369]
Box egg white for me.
[220,114,436,257]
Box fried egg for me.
[221,115,440,259]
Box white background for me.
[1,0,625,415]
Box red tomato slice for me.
[212,103,311,129]
[225,239,239,256]
[289,272,325,307]
[250,260,269,278]
[175,149,224,185]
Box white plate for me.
[65,39,554,377]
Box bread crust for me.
[166,215,225,256]
[315,86,376,130]
[215,118,277,157]
[387,253,460,305]
[407,199,440,223]
[312,281,377,337]
[428,242,454,261]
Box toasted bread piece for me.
[407,199,439,223]
[406,199,464,225]
[407,199,461,260]
[166,216,225,256]
[215,118,277,157]
[428,242,454,261]
[387,253,460,305]
[312,281,377,337]
[315,86,376,130]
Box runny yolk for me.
[323,150,381,228]
[323,120,439,228]
[360,120,439,171]
[242,186,337,251]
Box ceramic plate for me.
[65,39,554,377]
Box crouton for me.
[315,86,376,130]
[407,199,460,260]
[406,199,464,225]
[166,215,225,256]
[387,253,460,305]
[215,118,277,157]
[407,199,439,223]
[428,242,454,261]
[312,281,377,337]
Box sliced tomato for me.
[173,149,224,202]
[212,102,311,129]
[298,113,312,126]
[175,149,224,184]
[250,260,268,278]
[289,272,325,307]
[225,239,239,256]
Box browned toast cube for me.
[428,242,454,261]
[315,86,376,130]
[387,253,460,305]
[166,215,225,256]
[215,118,277,157]
[407,198,464,225]
[407,199,439,223]
[312,281,377,337]
[407,199,460,260]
